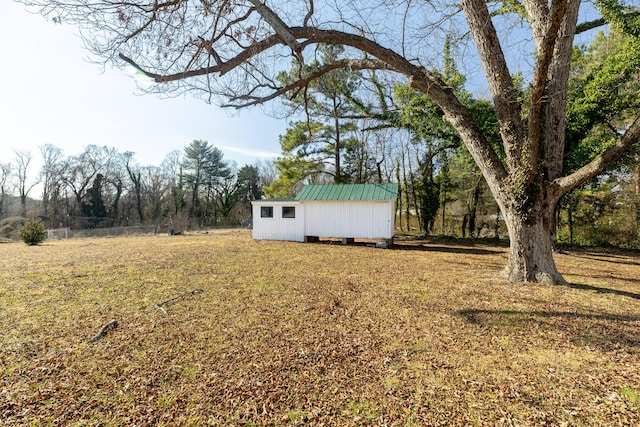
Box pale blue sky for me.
[0,1,288,177]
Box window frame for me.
[282,206,296,219]
[260,206,274,218]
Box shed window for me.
[260,206,274,218]
[282,206,296,218]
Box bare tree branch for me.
[303,0,314,27]
[522,0,550,50]
[543,0,581,181]
[119,31,283,81]
[246,0,304,63]
[223,58,392,107]
[525,0,569,182]
[461,0,523,171]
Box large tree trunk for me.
[500,202,566,285]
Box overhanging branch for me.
[576,18,606,34]
[554,114,640,197]
[119,32,283,82]
[118,25,508,196]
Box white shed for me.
[251,183,398,244]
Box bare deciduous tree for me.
[40,144,64,217]
[0,162,12,219]
[14,150,40,217]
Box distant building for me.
[251,183,398,244]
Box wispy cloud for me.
[214,143,279,160]
[151,133,280,162]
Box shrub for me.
[19,217,47,246]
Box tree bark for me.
[634,155,640,242]
[501,202,566,285]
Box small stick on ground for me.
[85,319,118,343]
[154,289,203,314]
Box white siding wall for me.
[251,201,304,242]
[303,200,395,239]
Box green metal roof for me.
[253,197,296,202]
[295,183,399,201]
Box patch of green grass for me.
[343,400,379,421]
[287,408,309,423]
[620,387,640,409]
[156,393,176,411]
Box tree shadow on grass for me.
[457,308,640,348]
[562,282,640,300]
[316,237,506,256]
[391,240,505,256]
[557,248,640,267]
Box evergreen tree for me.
[181,140,231,226]
[276,44,362,186]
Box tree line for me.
[0,141,272,231]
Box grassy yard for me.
[1,230,639,426]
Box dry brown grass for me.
[1,230,639,426]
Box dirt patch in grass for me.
[1,231,639,425]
